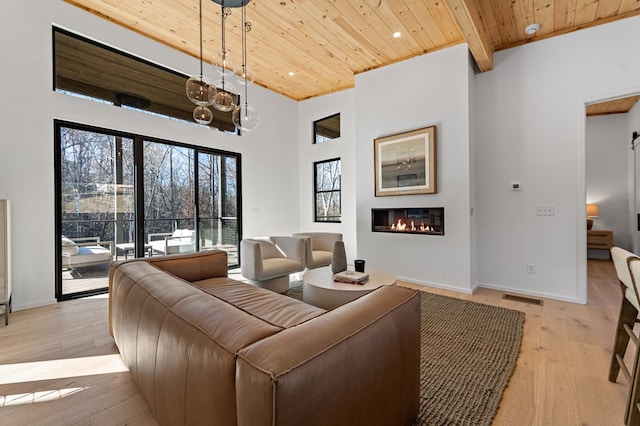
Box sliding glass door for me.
[57,126,134,298]
[55,122,241,300]
[198,152,240,265]
[143,142,196,256]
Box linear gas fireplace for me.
[372,207,444,235]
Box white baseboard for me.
[396,275,474,295]
[476,282,586,305]
[13,298,58,312]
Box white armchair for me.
[240,236,306,293]
[292,232,343,269]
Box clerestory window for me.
[52,27,238,134]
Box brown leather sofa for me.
[109,250,420,426]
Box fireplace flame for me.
[390,218,435,233]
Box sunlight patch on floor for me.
[1,387,86,407]
[0,354,128,385]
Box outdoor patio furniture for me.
[61,236,113,270]
[148,229,195,255]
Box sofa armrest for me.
[235,286,420,426]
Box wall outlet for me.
[527,263,536,274]
[510,181,522,191]
[535,205,555,216]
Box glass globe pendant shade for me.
[186,75,215,106]
[211,81,238,112]
[193,105,213,125]
[234,64,255,87]
[232,104,260,132]
[213,51,237,78]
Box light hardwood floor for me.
[0,259,630,425]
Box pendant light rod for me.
[198,0,203,76]
[241,4,247,107]
[220,5,226,89]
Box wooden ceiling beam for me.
[443,0,495,71]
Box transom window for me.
[52,27,237,134]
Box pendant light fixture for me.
[185,0,216,124]
[232,2,260,131]
[188,0,259,132]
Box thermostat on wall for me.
[510,181,522,191]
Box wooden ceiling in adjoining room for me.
[64,0,640,102]
[587,95,640,116]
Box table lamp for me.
[586,204,599,230]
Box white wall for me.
[354,44,474,292]
[586,114,631,254]
[475,15,640,303]
[298,90,357,262]
[0,0,299,310]
[629,102,640,254]
[468,52,479,289]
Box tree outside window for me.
[314,158,341,222]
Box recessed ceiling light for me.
[393,31,401,38]
[288,71,295,76]
[524,23,540,35]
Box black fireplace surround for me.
[372,207,444,235]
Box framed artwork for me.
[374,126,436,196]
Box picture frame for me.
[374,126,436,197]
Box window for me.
[314,158,341,222]
[53,27,238,134]
[313,113,340,143]
[55,121,242,300]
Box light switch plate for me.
[535,205,555,216]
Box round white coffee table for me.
[302,266,396,309]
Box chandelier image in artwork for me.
[186,0,260,132]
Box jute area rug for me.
[284,283,525,426]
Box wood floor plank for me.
[0,260,631,424]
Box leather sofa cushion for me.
[194,277,326,329]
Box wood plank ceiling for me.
[64,0,640,111]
